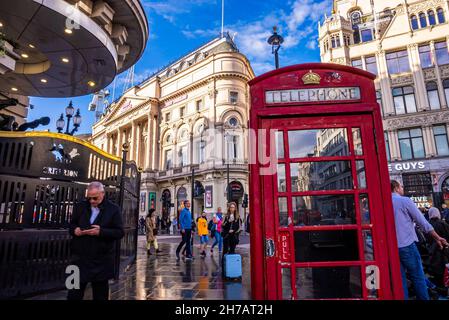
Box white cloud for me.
[143,0,217,23]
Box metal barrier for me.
[0,132,140,299]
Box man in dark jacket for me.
[67,181,124,300]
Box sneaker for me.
[185,256,193,260]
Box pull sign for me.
[265,238,275,257]
[278,232,291,262]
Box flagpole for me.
[221,0,224,38]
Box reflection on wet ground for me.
[28,235,251,300]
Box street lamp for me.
[267,26,284,69]
[56,100,82,135]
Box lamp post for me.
[56,101,82,135]
[267,26,284,69]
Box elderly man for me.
[391,180,448,300]
[67,181,124,300]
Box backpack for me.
[208,220,214,231]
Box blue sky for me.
[28,0,332,134]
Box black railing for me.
[0,132,140,299]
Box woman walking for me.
[221,202,242,257]
[146,208,161,255]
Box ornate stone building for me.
[319,0,449,208]
[91,34,255,221]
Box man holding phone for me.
[67,181,124,300]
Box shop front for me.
[248,63,403,300]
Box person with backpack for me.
[428,207,449,288]
[197,211,209,257]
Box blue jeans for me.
[399,242,429,300]
[211,230,222,251]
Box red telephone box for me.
[249,63,403,300]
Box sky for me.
[28,0,332,134]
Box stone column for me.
[390,130,401,161]
[130,121,137,162]
[423,126,436,157]
[105,134,111,153]
[147,115,153,170]
[361,55,367,71]
[152,115,158,170]
[376,50,395,115]
[136,122,141,168]
[407,43,428,111]
[117,128,122,157]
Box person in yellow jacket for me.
[197,211,209,257]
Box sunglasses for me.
[87,196,99,201]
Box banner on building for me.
[149,192,156,210]
[140,192,146,212]
[205,185,213,208]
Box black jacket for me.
[428,218,449,277]
[69,198,124,282]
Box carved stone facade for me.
[322,0,449,206]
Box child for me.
[197,211,209,257]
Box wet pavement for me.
[28,234,252,300]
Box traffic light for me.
[242,193,249,208]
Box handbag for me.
[153,228,158,236]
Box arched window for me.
[437,8,446,23]
[426,81,441,110]
[428,10,436,25]
[411,15,419,30]
[419,12,427,28]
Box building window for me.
[437,8,446,23]
[351,58,363,69]
[365,56,378,75]
[385,132,391,161]
[165,112,171,122]
[344,34,351,46]
[386,50,410,74]
[360,29,373,42]
[165,149,173,170]
[392,86,417,114]
[419,12,427,28]
[444,79,449,106]
[198,140,206,164]
[398,128,425,160]
[402,173,433,203]
[411,15,419,30]
[180,106,185,118]
[433,125,449,156]
[435,41,449,65]
[196,100,203,111]
[331,34,341,48]
[428,10,437,25]
[426,82,441,110]
[230,91,238,104]
[226,135,238,160]
[419,44,433,68]
[178,145,189,166]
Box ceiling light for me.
[64,28,73,34]
[21,53,29,58]
[61,58,69,63]
[0,22,3,28]
[29,44,35,49]
[88,81,96,87]
[40,79,47,83]
[11,87,18,92]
